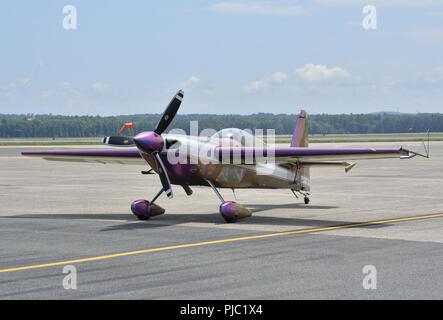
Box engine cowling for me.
[131,199,165,220]
[219,201,252,223]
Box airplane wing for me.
[22,148,145,165]
[22,146,420,166]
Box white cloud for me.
[244,71,288,93]
[295,64,350,82]
[185,76,201,86]
[92,82,111,93]
[209,1,306,16]
[271,71,288,83]
[244,80,267,93]
[180,76,202,90]
[244,65,352,93]
[179,75,216,95]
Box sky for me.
[0,0,443,115]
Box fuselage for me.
[140,134,309,191]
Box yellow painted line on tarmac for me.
[1,212,443,274]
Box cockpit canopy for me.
[209,128,266,147]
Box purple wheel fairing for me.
[219,201,252,221]
[219,201,238,219]
[131,199,165,219]
[131,199,150,216]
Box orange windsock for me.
[119,122,134,135]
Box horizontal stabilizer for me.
[286,160,357,172]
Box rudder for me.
[290,110,308,147]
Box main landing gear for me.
[131,184,193,221]
[206,180,252,223]
[291,189,310,205]
[131,189,166,221]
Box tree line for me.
[0,113,441,138]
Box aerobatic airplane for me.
[22,90,429,223]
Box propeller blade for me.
[102,136,135,147]
[154,90,184,135]
[154,152,173,199]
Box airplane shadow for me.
[5,213,133,221]
[5,202,389,232]
[247,203,338,213]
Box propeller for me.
[132,90,185,199]
[154,90,184,135]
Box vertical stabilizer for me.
[290,110,308,147]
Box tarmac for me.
[0,141,442,299]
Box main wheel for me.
[136,214,150,221]
[224,217,238,223]
[304,197,310,205]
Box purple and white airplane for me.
[22,90,429,223]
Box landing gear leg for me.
[150,189,163,204]
[205,180,252,223]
